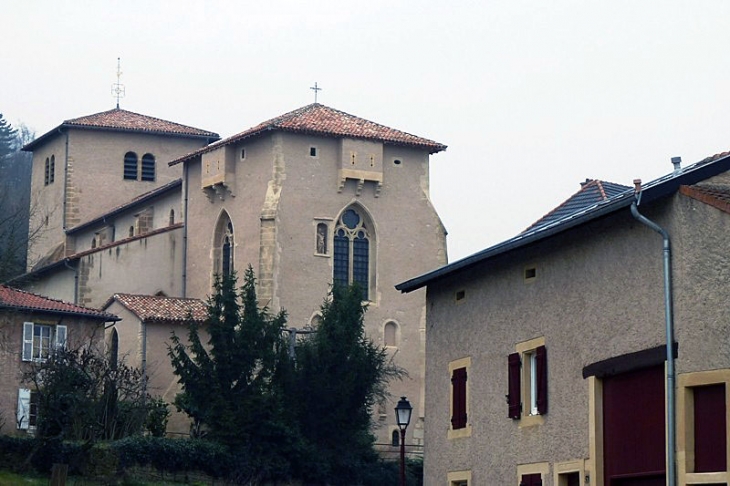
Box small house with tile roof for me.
[397,152,730,485]
[0,285,118,435]
[16,102,448,448]
[103,294,208,436]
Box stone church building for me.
[15,103,448,446]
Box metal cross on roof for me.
[111,57,126,109]
[310,82,322,103]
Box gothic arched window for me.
[213,212,234,278]
[124,152,138,180]
[334,206,374,300]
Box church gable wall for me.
[27,135,67,270]
[63,129,199,231]
[184,135,274,300]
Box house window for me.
[124,152,138,180]
[213,212,234,278]
[309,146,318,157]
[391,429,400,446]
[447,470,472,486]
[141,153,155,181]
[520,473,543,486]
[22,322,67,362]
[16,389,39,430]
[448,357,472,439]
[678,369,730,484]
[333,206,374,300]
[508,337,547,423]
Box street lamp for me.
[394,396,412,486]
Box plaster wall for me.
[183,131,447,447]
[424,191,730,484]
[76,227,183,308]
[0,311,104,436]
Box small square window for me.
[525,267,537,280]
[310,147,317,157]
[455,290,466,301]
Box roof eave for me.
[397,152,730,293]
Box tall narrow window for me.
[141,153,155,181]
[384,321,397,347]
[124,152,138,180]
[169,209,175,225]
[508,341,548,420]
[213,212,234,278]
[333,206,373,300]
[49,155,55,184]
[44,157,50,185]
[448,357,472,439]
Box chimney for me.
[671,156,682,173]
[633,179,642,194]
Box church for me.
[15,102,448,446]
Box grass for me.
[0,470,211,486]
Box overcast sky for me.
[3,1,730,261]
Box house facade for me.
[0,285,118,435]
[16,103,448,447]
[397,154,730,485]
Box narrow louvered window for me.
[49,155,55,184]
[124,152,138,180]
[141,153,155,181]
[508,352,522,419]
[451,367,467,429]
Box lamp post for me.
[394,396,413,486]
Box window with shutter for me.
[21,322,65,362]
[508,352,522,419]
[510,338,547,422]
[520,473,543,486]
[451,367,467,429]
[17,388,30,430]
[448,357,472,439]
[22,322,33,361]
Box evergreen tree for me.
[291,283,404,483]
[0,113,18,158]
[169,267,299,481]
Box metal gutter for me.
[397,152,730,293]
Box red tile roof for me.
[680,184,730,214]
[0,285,119,321]
[24,108,219,151]
[108,294,208,323]
[170,103,447,165]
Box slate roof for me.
[170,103,447,166]
[397,150,730,293]
[523,179,631,233]
[107,294,208,323]
[0,285,119,321]
[24,108,220,151]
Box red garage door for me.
[603,365,666,486]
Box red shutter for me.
[508,352,521,419]
[521,473,542,486]
[451,367,467,429]
[536,345,548,415]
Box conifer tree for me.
[169,266,298,479]
[0,113,18,158]
[291,283,404,483]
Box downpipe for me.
[630,181,676,486]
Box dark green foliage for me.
[168,266,298,480]
[144,398,170,437]
[112,436,234,478]
[290,283,404,484]
[23,346,148,443]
